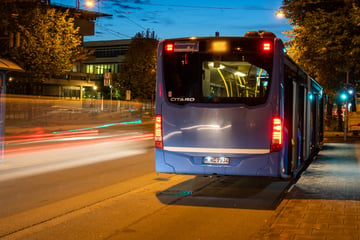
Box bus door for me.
[297,84,305,164]
[284,65,300,173]
[291,81,299,171]
[312,93,320,151]
[303,77,312,161]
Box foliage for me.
[281,0,360,95]
[116,29,158,101]
[1,5,87,81]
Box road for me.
[0,122,291,240]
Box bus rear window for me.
[163,51,272,105]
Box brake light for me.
[270,117,283,152]
[263,42,271,51]
[165,43,174,52]
[155,115,163,149]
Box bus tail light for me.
[263,42,271,51]
[270,117,283,152]
[155,115,163,149]
[165,43,174,52]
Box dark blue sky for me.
[51,0,291,42]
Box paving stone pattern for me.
[254,143,360,240]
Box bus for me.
[348,92,360,135]
[154,31,324,178]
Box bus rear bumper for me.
[155,149,281,177]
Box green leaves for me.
[282,0,360,93]
[3,6,83,81]
[116,30,158,100]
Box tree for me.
[282,0,360,131]
[1,5,87,81]
[281,1,360,94]
[116,30,158,101]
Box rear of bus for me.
[154,33,287,177]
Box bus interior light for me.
[211,40,229,53]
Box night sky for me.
[50,0,291,42]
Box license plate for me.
[203,156,230,165]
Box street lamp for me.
[76,0,96,9]
[341,88,354,141]
[85,0,95,8]
[341,93,348,100]
[275,10,285,18]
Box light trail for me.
[52,119,143,133]
[4,133,154,156]
[0,133,154,181]
[3,119,144,144]
[3,129,99,144]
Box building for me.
[83,39,131,75]
[0,0,111,99]
[82,39,131,100]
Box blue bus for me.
[154,31,324,178]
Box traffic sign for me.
[104,72,112,86]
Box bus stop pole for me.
[344,72,349,142]
[344,101,348,142]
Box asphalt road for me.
[0,123,291,240]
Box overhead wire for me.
[100,0,277,11]
[85,1,281,39]
[118,14,147,30]
[105,1,278,35]
[83,0,146,38]
[94,22,132,38]
[140,3,276,11]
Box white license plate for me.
[203,156,230,165]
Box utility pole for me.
[344,71,349,141]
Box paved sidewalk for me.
[253,142,360,240]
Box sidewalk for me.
[253,138,360,239]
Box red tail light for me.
[270,117,283,152]
[155,115,163,149]
[165,43,174,52]
[263,42,271,51]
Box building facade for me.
[83,40,131,75]
[0,0,112,100]
[81,40,131,100]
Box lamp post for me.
[341,82,353,141]
[344,72,352,141]
[344,95,348,142]
[340,91,349,141]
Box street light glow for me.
[275,11,285,18]
[85,0,95,8]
